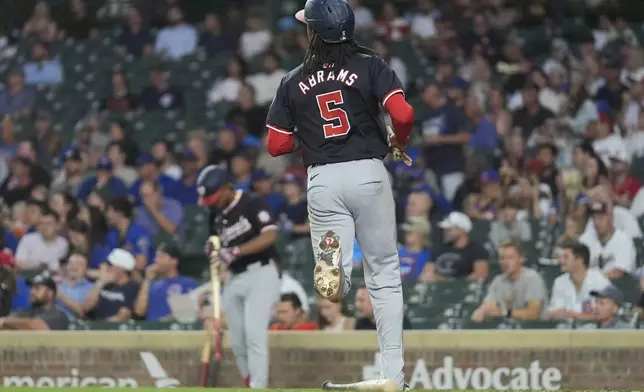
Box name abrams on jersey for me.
[298,68,358,95]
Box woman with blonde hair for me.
[316,295,355,331]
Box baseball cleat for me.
[314,231,343,302]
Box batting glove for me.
[218,247,240,265]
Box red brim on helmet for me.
[198,187,225,208]
[295,9,307,24]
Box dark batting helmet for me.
[295,0,355,44]
[196,165,230,207]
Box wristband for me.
[232,247,241,257]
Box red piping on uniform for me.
[266,124,295,157]
[383,91,414,146]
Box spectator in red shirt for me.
[269,293,317,331]
[610,148,641,208]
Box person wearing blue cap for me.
[278,173,309,238]
[129,153,179,205]
[172,149,200,206]
[251,169,286,215]
[76,156,128,202]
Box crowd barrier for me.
[0,330,641,389]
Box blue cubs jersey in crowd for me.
[399,247,430,281]
[146,276,198,321]
[106,223,154,264]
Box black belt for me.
[228,259,270,275]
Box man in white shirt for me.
[410,0,437,40]
[621,67,644,134]
[548,240,611,320]
[154,6,197,60]
[239,16,272,60]
[246,52,287,106]
[579,202,637,279]
[15,208,69,272]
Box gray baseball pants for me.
[307,158,405,388]
[222,261,281,388]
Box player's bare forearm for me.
[238,229,278,256]
[383,93,414,145]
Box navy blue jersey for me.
[209,191,280,273]
[266,54,404,166]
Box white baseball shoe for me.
[314,230,343,302]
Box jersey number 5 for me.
[316,90,350,138]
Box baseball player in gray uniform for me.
[264,0,415,389]
[199,165,281,388]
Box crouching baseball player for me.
[265,0,415,389]
[198,165,281,388]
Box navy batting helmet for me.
[196,165,230,207]
[295,0,355,44]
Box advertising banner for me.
[0,331,642,389]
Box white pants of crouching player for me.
[223,261,281,388]
[307,158,405,388]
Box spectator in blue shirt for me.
[68,219,110,278]
[22,41,63,86]
[129,153,179,205]
[76,157,128,202]
[0,69,36,118]
[173,150,199,205]
[133,180,184,237]
[278,173,309,238]
[251,168,285,215]
[134,244,197,321]
[56,252,93,319]
[418,83,470,201]
[105,197,154,279]
[399,217,432,281]
[154,6,197,60]
[466,94,498,151]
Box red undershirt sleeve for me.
[383,92,414,146]
[266,125,295,157]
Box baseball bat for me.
[322,379,399,392]
[208,236,222,363]
[199,236,222,387]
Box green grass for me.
[0,389,583,392]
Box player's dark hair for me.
[41,206,60,222]
[560,239,590,268]
[302,29,377,77]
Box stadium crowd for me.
[0,0,643,332]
